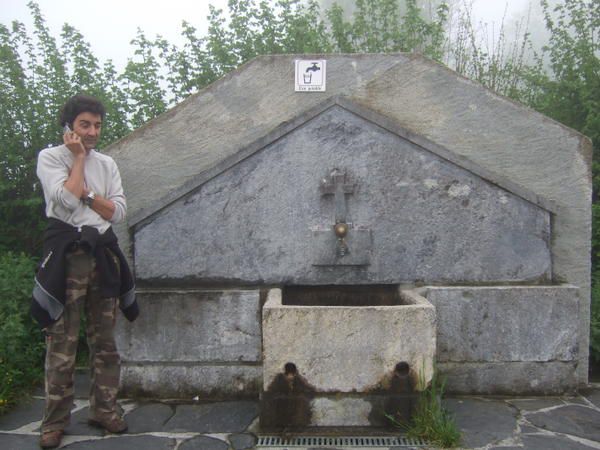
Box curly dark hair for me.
[59,94,106,127]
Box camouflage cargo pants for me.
[42,246,121,433]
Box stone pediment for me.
[133,101,554,285]
[130,96,556,228]
[105,54,588,235]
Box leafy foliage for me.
[0,253,44,414]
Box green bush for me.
[0,252,45,414]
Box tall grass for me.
[387,368,461,448]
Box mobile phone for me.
[63,124,72,134]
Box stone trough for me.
[261,286,436,428]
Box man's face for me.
[72,112,102,151]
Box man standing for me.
[32,94,139,449]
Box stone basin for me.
[262,286,436,394]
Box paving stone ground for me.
[1,378,598,449]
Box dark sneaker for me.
[88,416,128,433]
[39,430,63,448]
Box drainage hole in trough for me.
[284,362,297,375]
[395,361,410,375]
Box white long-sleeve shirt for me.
[36,144,127,234]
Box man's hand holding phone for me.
[63,124,86,157]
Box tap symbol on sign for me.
[305,62,321,73]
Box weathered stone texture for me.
[0,398,44,431]
[107,55,408,222]
[444,398,517,448]
[162,401,259,433]
[526,405,600,442]
[123,403,174,433]
[115,289,262,397]
[350,56,591,379]
[262,288,435,392]
[120,364,261,398]
[59,436,175,450]
[427,286,580,362]
[107,54,591,395]
[115,290,261,362]
[135,107,552,285]
[439,361,578,394]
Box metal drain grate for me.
[256,435,429,448]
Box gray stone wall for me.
[106,54,591,394]
[134,106,552,285]
[427,285,580,394]
[115,290,261,397]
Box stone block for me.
[114,288,262,397]
[438,361,578,395]
[120,364,261,398]
[427,286,580,362]
[115,289,261,362]
[262,288,435,393]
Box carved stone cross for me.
[320,169,355,223]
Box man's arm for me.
[84,160,127,223]
[37,150,81,212]
[83,191,116,221]
[62,131,87,200]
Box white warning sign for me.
[295,60,326,92]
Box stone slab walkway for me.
[1,377,599,449]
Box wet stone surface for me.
[525,404,600,442]
[65,407,104,436]
[124,403,174,433]
[388,447,421,450]
[519,433,597,450]
[0,397,43,431]
[163,401,259,433]
[229,432,257,449]
[179,435,229,449]
[444,397,518,448]
[583,389,600,408]
[507,397,565,411]
[0,433,40,450]
[62,435,175,449]
[0,387,598,449]
[519,423,541,434]
[74,371,93,399]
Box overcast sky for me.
[1,0,536,72]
